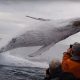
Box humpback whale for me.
[0,17,80,57]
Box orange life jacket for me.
[61,52,80,79]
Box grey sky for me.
[0,0,80,36]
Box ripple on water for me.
[0,65,45,80]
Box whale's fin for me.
[28,42,55,57]
[26,15,50,21]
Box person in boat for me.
[44,42,80,80]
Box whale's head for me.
[0,38,17,53]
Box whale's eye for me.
[12,38,16,43]
[73,20,80,27]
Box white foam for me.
[0,52,48,68]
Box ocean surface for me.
[0,65,45,80]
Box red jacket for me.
[62,52,80,79]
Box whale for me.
[0,17,80,57]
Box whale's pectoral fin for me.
[28,42,55,57]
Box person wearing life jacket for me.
[44,42,80,80]
[44,60,61,80]
[61,42,80,80]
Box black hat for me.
[72,42,80,52]
[71,42,80,60]
[71,54,80,61]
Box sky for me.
[0,0,80,36]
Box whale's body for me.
[0,18,80,57]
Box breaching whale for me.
[0,17,80,57]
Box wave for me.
[0,52,48,68]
